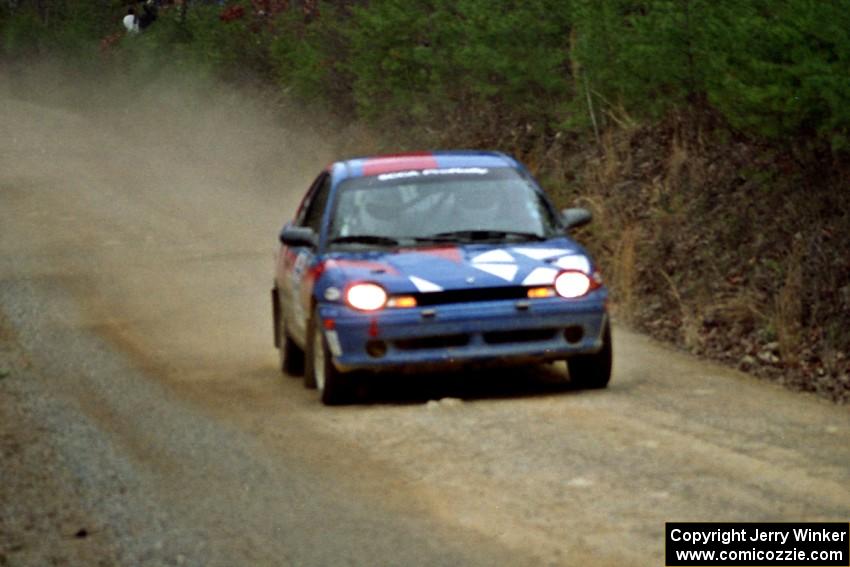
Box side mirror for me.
[279,226,317,248]
[561,207,592,230]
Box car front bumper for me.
[318,292,608,372]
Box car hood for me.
[321,238,594,294]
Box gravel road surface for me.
[1,70,849,566]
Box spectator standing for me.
[123,7,139,33]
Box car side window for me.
[297,173,332,232]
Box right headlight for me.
[345,282,388,311]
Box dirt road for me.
[1,70,849,566]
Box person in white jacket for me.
[123,8,139,33]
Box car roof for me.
[331,150,520,182]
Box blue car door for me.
[280,172,332,346]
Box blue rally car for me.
[272,151,611,404]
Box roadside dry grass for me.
[547,114,850,403]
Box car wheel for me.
[305,308,352,405]
[567,321,612,389]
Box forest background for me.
[2,0,849,401]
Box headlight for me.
[554,270,592,298]
[345,282,388,311]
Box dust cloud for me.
[3,58,337,210]
[0,59,339,382]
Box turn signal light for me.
[388,295,418,308]
[527,287,556,299]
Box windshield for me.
[328,168,559,246]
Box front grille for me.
[483,329,557,344]
[394,334,470,350]
[414,286,529,306]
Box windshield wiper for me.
[329,234,401,247]
[421,230,547,243]
[412,234,460,244]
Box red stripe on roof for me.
[362,153,438,176]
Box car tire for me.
[305,307,352,405]
[567,321,612,389]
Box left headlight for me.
[345,282,388,311]
[554,270,592,299]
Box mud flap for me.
[271,287,281,347]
